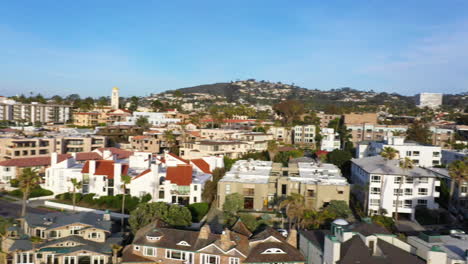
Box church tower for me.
[111,87,119,109]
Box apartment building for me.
[0,135,106,161]
[441,149,467,165]
[316,112,340,128]
[180,140,249,159]
[416,93,443,109]
[217,159,349,211]
[429,126,454,148]
[343,112,378,125]
[407,231,468,264]
[0,99,71,124]
[96,125,144,143]
[122,222,304,264]
[293,125,316,145]
[347,124,407,145]
[122,112,181,126]
[2,211,122,264]
[320,128,340,151]
[356,136,442,167]
[299,219,424,264]
[73,109,131,127]
[267,126,292,143]
[351,156,441,220]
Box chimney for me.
[287,228,297,248]
[71,152,77,160]
[89,160,96,175]
[220,229,232,251]
[51,152,58,165]
[103,210,111,221]
[198,224,211,240]
[103,149,113,160]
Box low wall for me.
[44,201,129,219]
[29,195,55,201]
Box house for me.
[407,231,468,264]
[351,156,441,220]
[217,159,349,211]
[356,136,442,167]
[2,211,122,264]
[122,221,305,264]
[299,218,425,264]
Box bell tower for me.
[111,87,119,109]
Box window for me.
[392,200,403,207]
[201,254,220,264]
[405,178,413,184]
[371,187,380,194]
[433,152,440,157]
[370,199,380,206]
[412,159,419,165]
[225,184,231,194]
[394,177,402,184]
[194,185,198,191]
[229,258,240,264]
[92,256,104,264]
[404,188,412,196]
[413,151,420,156]
[418,188,428,195]
[393,189,403,196]
[88,232,100,239]
[371,175,381,183]
[134,246,140,251]
[417,199,427,206]
[406,151,412,156]
[461,186,468,194]
[177,241,190,246]
[432,160,439,165]
[166,250,184,260]
[64,256,75,264]
[404,200,412,208]
[307,189,315,197]
[419,178,428,183]
[144,247,156,257]
[262,248,286,254]
[69,226,81,235]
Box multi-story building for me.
[407,231,468,264]
[347,124,407,145]
[267,126,292,144]
[73,109,131,127]
[416,93,443,109]
[0,135,106,161]
[0,100,71,124]
[429,126,454,148]
[2,211,122,264]
[111,87,119,109]
[316,112,340,128]
[217,160,349,211]
[96,125,144,144]
[121,112,181,126]
[441,149,467,165]
[356,136,442,167]
[293,125,316,145]
[122,221,305,264]
[299,218,425,264]
[351,156,441,220]
[343,112,378,125]
[180,140,249,159]
[320,128,340,151]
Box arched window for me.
[261,248,286,254]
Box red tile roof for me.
[133,168,151,180]
[191,159,211,174]
[133,135,151,140]
[166,164,193,186]
[201,119,257,123]
[75,152,102,161]
[188,131,201,137]
[0,154,70,167]
[81,160,129,179]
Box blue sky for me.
[1,0,468,97]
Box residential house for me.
[407,231,468,264]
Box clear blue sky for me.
[1,0,468,97]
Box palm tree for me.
[267,140,278,161]
[448,158,468,206]
[120,174,132,232]
[395,157,413,221]
[300,209,332,229]
[279,193,305,229]
[380,147,399,160]
[71,178,83,212]
[163,130,177,153]
[18,168,41,218]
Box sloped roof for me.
[351,156,439,178]
[231,218,252,238]
[96,147,133,159]
[133,168,151,180]
[166,164,193,186]
[168,153,189,164]
[0,154,70,167]
[25,212,112,231]
[75,152,102,161]
[299,230,330,252]
[81,160,129,179]
[243,242,305,263]
[191,159,211,174]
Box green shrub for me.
[10,187,53,198]
[188,202,210,222]
[82,193,96,204]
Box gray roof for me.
[351,156,440,178]
[25,212,112,231]
[35,235,120,254]
[9,240,33,251]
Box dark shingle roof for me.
[25,212,112,231]
[243,242,305,263]
[299,230,330,251]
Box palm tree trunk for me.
[121,190,126,232]
[21,185,29,217]
[72,187,76,212]
[449,179,456,203]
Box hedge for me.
[9,187,54,198]
[187,202,209,222]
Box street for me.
[0,199,50,218]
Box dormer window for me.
[261,248,286,254]
[146,235,162,241]
[176,241,190,246]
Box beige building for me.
[73,109,131,127]
[347,124,407,145]
[344,112,378,125]
[317,112,341,128]
[0,135,106,160]
[217,160,349,211]
[267,126,292,143]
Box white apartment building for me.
[293,125,316,145]
[356,136,442,167]
[351,156,441,220]
[0,100,71,124]
[320,128,340,151]
[267,126,292,144]
[117,112,181,126]
[416,93,443,109]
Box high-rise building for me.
[111,87,119,109]
[416,93,443,109]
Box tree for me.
[395,158,413,221]
[18,168,41,218]
[120,174,132,231]
[202,168,225,204]
[0,217,15,246]
[406,122,432,144]
[324,200,352,219]
[128,96,139,112]
[327,149,352,169]
[380,147,399,160]
[448,158,468,205]
[150,100,164,112]
[135,116,150,129]
[300,209,333,229]
[128,202,192,232]
[223,193,244,225]
[70,178,83,212]
[279,193,305,229]
[163,130,178,154]
[164,204,192,227]
[273,100,305,125]
[267,140,278,161]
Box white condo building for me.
[416,93,443,109]
[118,112,181,126]
[356,136,441,167]
[320,128,341,151]
[351,156,441,220]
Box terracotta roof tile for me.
[97,147,133,159]
[190,159,211,174]
[166,164,192,186]
[0,154,70,167]
[81,160,128,179]
[75,152,102,161]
